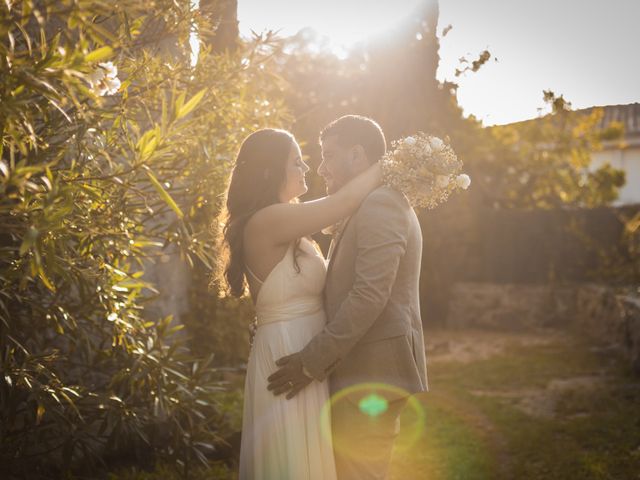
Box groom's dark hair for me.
[320,115,386,164]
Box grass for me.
[390,329,640,479]
[390,394,496,480]
[110,328,640,479]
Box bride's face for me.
[279,141,309,202]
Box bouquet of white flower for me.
[381,132,470,209]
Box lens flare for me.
[321,383,426,460]
[358,392,389,417]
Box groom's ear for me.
[350,144,368,169]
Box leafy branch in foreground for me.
[1,1,290,478]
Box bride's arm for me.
[248,163,382,245]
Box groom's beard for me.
[324,169,358,195]
[324,181,337,195]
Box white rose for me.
[455,174,471,189]
[404,136,417,146]
[436,175,450,188]
[429,137,444,151]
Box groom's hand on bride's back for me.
[267,352,313,400]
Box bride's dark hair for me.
[214,128,301,297]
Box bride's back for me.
[248,238,327,326]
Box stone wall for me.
[445,282,640,374]
[574,284,640,374]
[419,203,640,325]
[446,282,577,330]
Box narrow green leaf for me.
[85,46,113,63]
[145,169,184,219]
[38,266,55,292]
[19,227,38,256]
[140,136,158,161]
[36,403,45,425]
[137,128,159,162]
[174,91,186,118]
[161,94,168,135]
[177,88,206,119]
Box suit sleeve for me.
[300,189,409,381]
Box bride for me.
[216,128,381,479]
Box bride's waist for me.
[256,297,324,327]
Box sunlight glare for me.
[190,0,200,67]
[238,0,425,54]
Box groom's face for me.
[318,135,357,194]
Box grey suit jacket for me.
[300,186,428,399]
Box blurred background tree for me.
[479,91,626,210]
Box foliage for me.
[619,211,640,282]
[266,2,442,188]
[572,207,640,285]
[271,18,626,213]
[454,49,492,77]
[0,1,288,477]
[478,91,626,209]
[109,461,236,480]
[183,282,254,367]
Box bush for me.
[0,1,288,478]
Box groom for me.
[267,115,428,479]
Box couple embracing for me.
[217,115,428,480]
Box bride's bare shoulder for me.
[245,204,281,233]
[244,204,293,247]
[246,202,303,233]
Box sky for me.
[237,0,640,126]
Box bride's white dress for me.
[239,238,337,480]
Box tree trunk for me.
[200,0,239,53]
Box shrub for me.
[0,1,288,477]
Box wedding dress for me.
[239,238,337,480]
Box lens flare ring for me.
[320,382,426,457]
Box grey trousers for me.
[331,396,408,480]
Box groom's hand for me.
[267,352,312,400]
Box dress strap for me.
[244,242,294,287]
[245,264,264,285]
